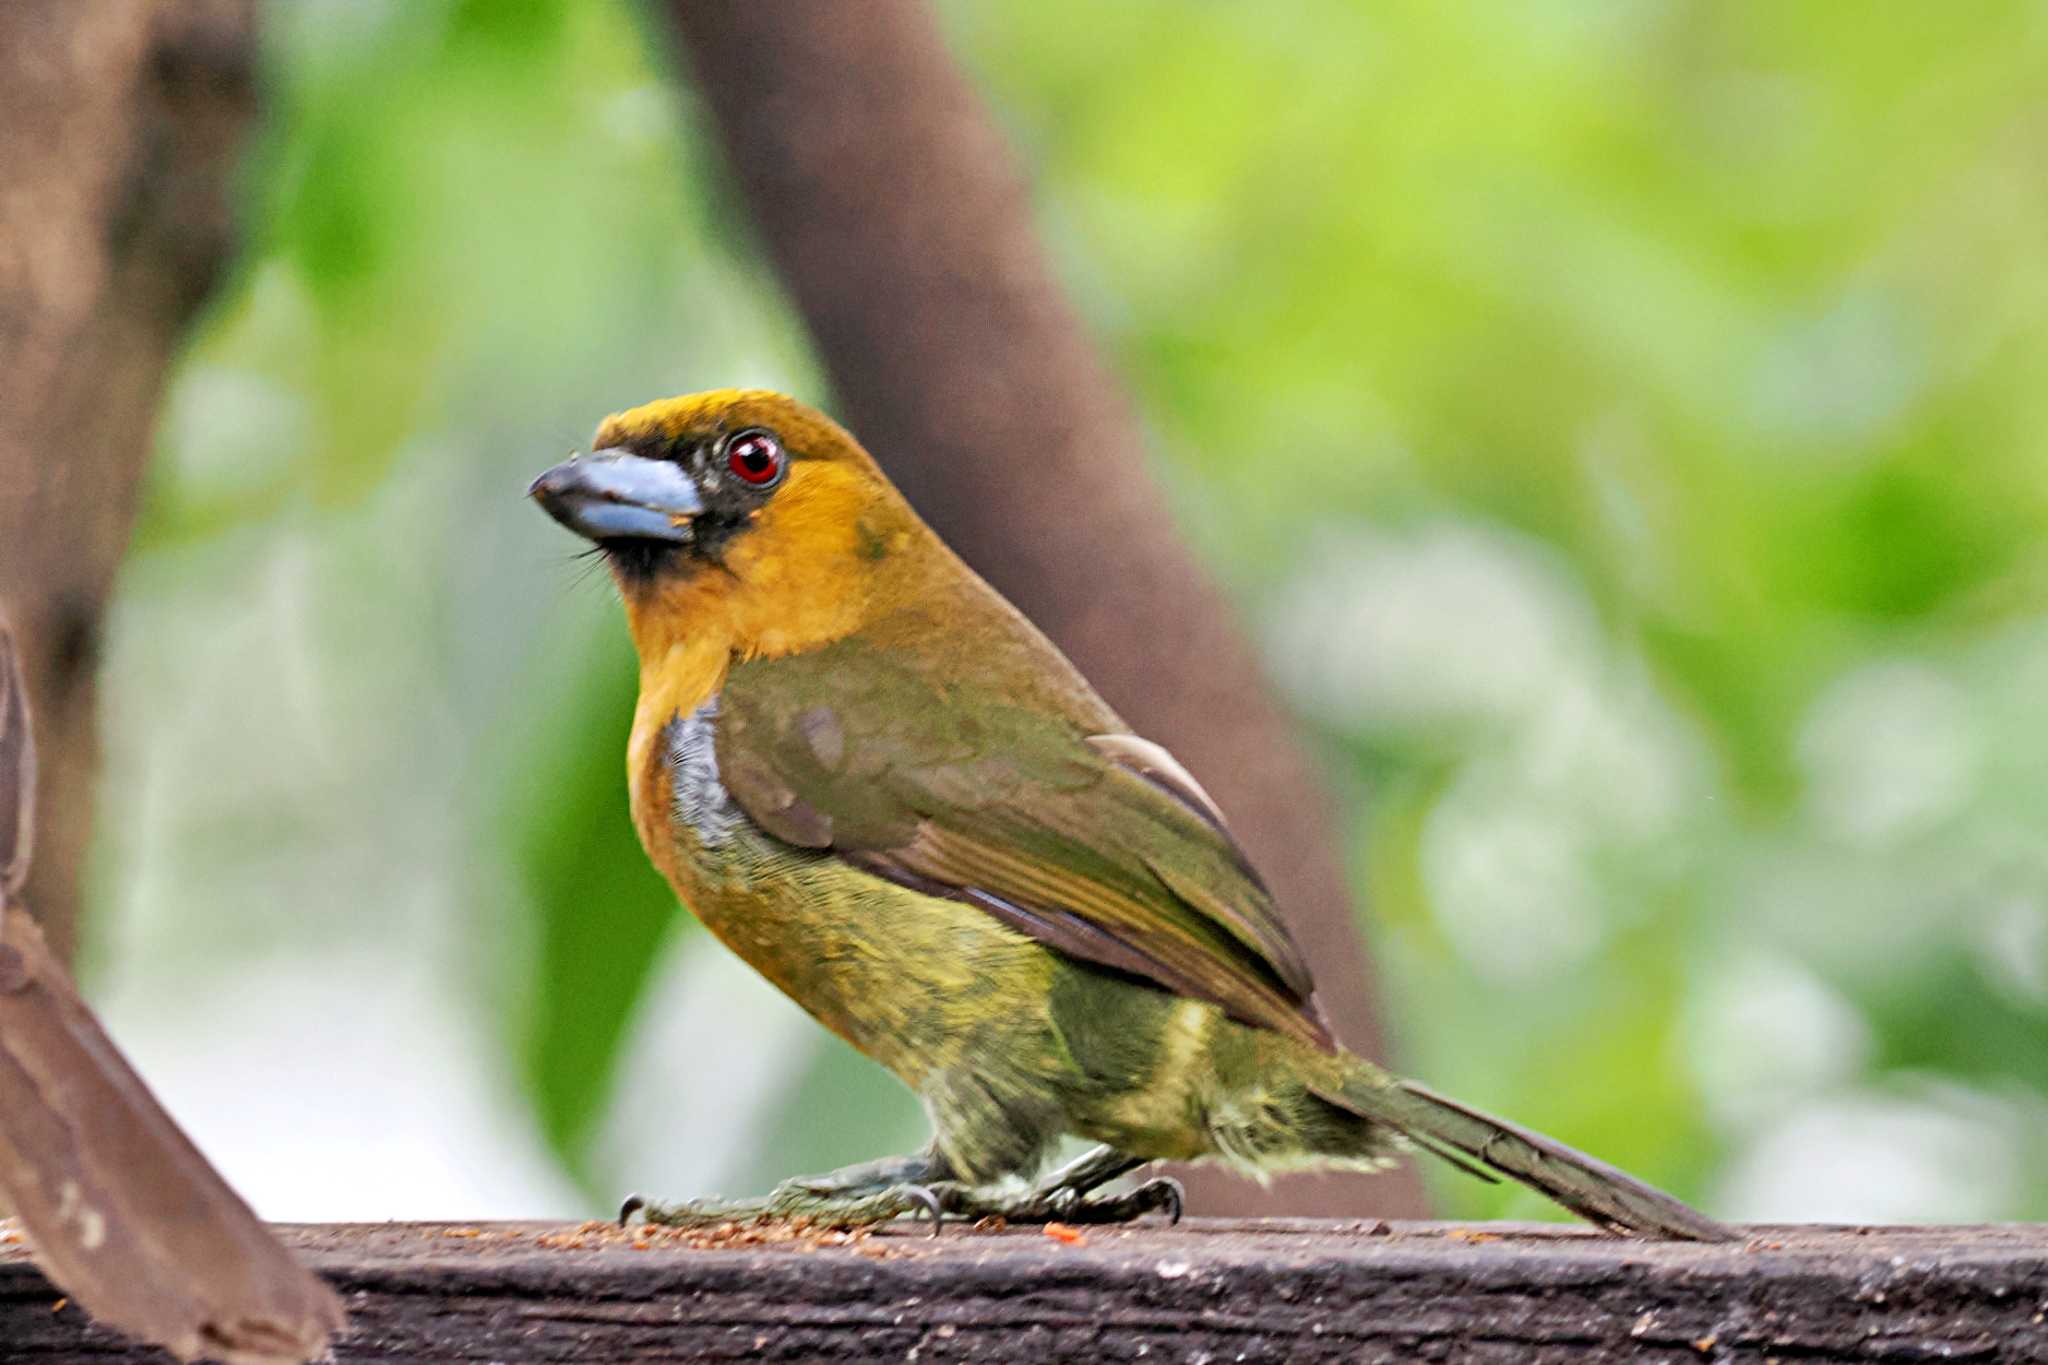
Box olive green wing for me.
[715,639,1333,1049]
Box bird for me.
[530,389,1731,1240]
[0,618,345,1363]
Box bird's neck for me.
[618,519,947,786]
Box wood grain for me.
[6,1218,2041,1363]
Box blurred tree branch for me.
[661,0,1427,1219]
[0,0,257,963]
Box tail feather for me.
[1327,1073,1736,1242]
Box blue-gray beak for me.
[529,449,704,544]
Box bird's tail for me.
[1323,1067,1736,1242]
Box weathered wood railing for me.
[5,1218,2045,1362]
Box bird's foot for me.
[626,1182,943,1231]
[620,1144,1181,1233]
[623,1151,952,1231]
[918,1173,1184,1226]
[906,1144,1182,1226]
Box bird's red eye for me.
[726,430,785,487]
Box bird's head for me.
[530,389,929,664]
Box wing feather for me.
[715,640,1334,1049]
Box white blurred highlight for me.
[591,934,819,1199]
[1714,1088,2022,1225]
[97,948,581,1221]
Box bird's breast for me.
[630,694,775,901]
[660,698,744,849]
[629,695,1049,1078]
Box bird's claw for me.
[1048,1174,1184,1225]
[906,1168,1183,1227]
[1148,1176,1186,1226]
[896,1183,945,1235]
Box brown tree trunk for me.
[0,0,258,964]
[662,1,1429,1219]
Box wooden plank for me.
[6,1218,2047,1362]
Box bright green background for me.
[86,0,2048,1223]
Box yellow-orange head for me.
[532,389,939,667]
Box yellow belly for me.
[692,835,1052,1084]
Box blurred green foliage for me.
[103,0,2048,1223]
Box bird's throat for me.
[623,625,725,866]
